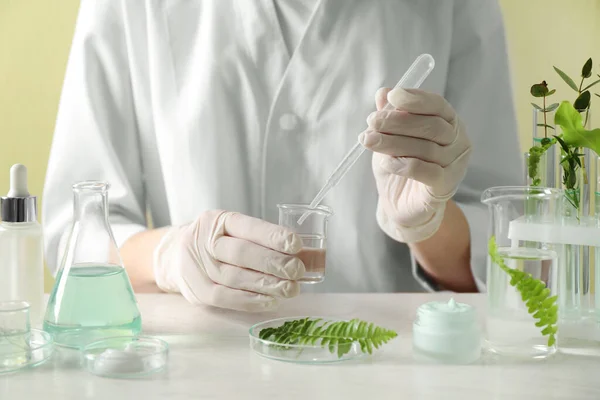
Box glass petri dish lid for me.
[81,336,168,378]
[0,329,54,375]
[249,317,365,364]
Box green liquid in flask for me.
[44,264,142,348]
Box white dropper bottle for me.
[0,164,44,326]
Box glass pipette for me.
[297,53,435,225]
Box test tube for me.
[595,156,600,316]
[530,106,556,188]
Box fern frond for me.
[488,236,558,347]
[259,317,398,358]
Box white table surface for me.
[2,293,600,400]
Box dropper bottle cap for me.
[1,164,38,222]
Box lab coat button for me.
[279,113,299,130]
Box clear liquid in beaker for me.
[44,264,141,348]
[296,234,326,283]
[486,247,557,359]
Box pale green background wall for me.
[0,0,80,291]
[0,0,599,291]
[501,0,600,144]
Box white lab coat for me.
[43,0,523,293]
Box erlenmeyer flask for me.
[44,181,141,348]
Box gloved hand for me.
[153,210,306,312]
[359,87,472,243]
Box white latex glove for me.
[359,87,472,243]
[153,210,306,312]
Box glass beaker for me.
[0,301,31,368]
[481,186,562,359]
[44,182,142,348]
[277,204,332,283]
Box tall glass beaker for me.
[482,186,562,359]
[44,182,142,348]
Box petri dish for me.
[0,329,54,375]
[249,317,365,364]
[81,336,168,378]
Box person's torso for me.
[123,0,454,292]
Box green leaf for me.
[555,101,600,154]
[531,83,549,97]
[337,339,352,358]
[537,123,555,130]
[565,188,579,209]
[554,66,579,91]
[544,103,559,112]
[582,78,600,92]
[547,89,556,96]
[531,103,543,110]
[574,91,591,111]
[582,58,593,78]
[543,295,558,308]
[554,134,568,151]
[596,93,600,98]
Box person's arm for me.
[120,228,169,292]
[410,0,523,292]
[408,200,475,292]
[43,0,148,278]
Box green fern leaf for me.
[327,338,337,354]
[259,318,398,358]
[488,236,558,347]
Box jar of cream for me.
[412,298,481,364]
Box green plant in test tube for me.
[528,81,557,187]
[521,58,600,352]
[527,58,600,214]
